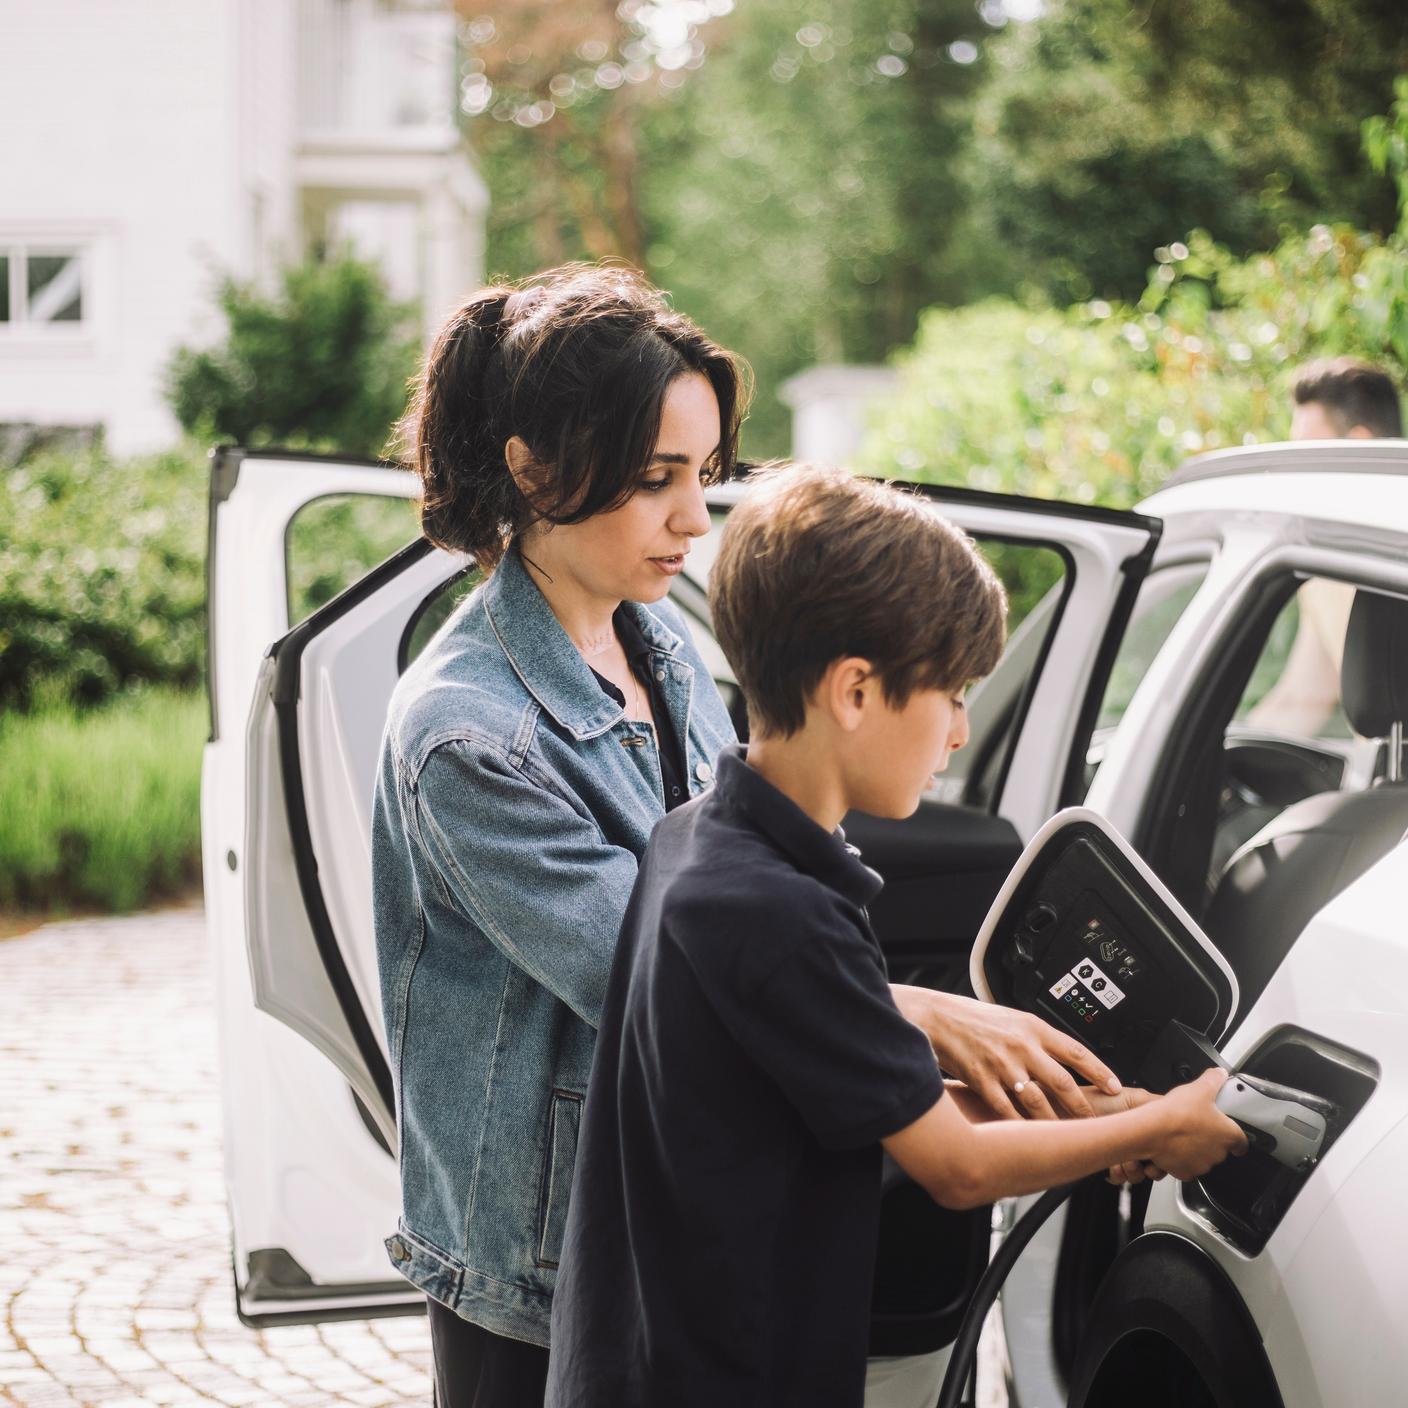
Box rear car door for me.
[204,453,1160,1324]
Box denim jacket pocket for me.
[535,1088,584,1268]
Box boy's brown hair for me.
[709,463,1008,738]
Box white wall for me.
[0,0,250,454]
[777,365,900,466]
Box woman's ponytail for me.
[396,286,517,564]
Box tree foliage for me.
[455,0,737,271]
[859,84,1408,507]
[164,254,419,458]
[970,0,1408,302]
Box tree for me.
[970,0,1408,302]
[164,254,419,458]
[642,0,1000,450]
[456,0,737,271]
[459,0,1002,453]
[858,83,1408,511]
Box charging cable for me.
[934,1181,1081,1408]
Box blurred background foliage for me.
[0,447,206,713]
[462,0,1408,454]
[164,254,420,459]
[9,0,1408,916]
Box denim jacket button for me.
[389,1237,409,1262]
[655,669,666,682]
[695,762,713,783]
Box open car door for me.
[203,448,431,1325]
[204,452,1160,1327]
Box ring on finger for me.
[1011,1077,1030,1096]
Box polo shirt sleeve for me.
[412,737,637,1030]
[686,888,945,1150]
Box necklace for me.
[573,627,616,659]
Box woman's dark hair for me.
[395,263,751,569]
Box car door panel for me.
[206,451,430,1323]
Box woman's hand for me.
[890,985,1121,1122]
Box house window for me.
[1,246,86,328]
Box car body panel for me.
[1144,839,1408,1408]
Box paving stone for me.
[0,908,433,1406]
[1,905,1010,1408]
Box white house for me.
[1,0,487,456]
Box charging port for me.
[1182,1025,1378,1255]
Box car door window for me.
[1208,576,1366,879]
[400,518,1071,817]
[1078,561,1210,797]
[286,491,421,626]
[1096,562,1210,734]
[1237,578,1355,742]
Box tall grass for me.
[0,688,205,915]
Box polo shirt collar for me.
[482,546,685,740]
[712,745,884,908]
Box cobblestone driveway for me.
[1,906,1007,1408]
[0,908,433,1408]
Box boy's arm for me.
[890,985,1121,1122]
[884,1068,1246,1210]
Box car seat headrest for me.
[1341,589,1408,738]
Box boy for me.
[546,465,1245,1408]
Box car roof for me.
[1140,440,1408,534]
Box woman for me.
[370,264,1118,1407]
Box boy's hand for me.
[1147,1068,1249,1180]
[1080,1087,1164,1184]
[890,986,1121,1122]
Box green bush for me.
[165,253,420,459]
[0,445,206,711]
[0,689,205,913]
[859,223,1406,509]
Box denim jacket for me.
[370,546,736,1346]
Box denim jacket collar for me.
[482,546,687,741]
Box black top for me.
[546,746,945,1408]
[591,606,690,810]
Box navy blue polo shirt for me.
[546,745,945,1408]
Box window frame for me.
[0,241,90,333]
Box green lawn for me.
[0,689,205,917]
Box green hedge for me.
[0,689,205,913]
[1,444,424,713]
[0,445,207,712]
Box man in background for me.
[1289,357,1403,440]
[1248,358,1403,737]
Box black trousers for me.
[426,1297,549,1408]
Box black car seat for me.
[1204,588,1408,1019]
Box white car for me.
[202,440,1408,1405]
